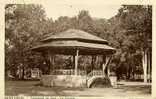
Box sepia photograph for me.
[5,2,152,97]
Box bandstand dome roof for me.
[32,29,116,55]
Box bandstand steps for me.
[87,76,112,88]
[87,76,103,88]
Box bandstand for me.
[32,29,116,87]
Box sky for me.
[41,1,121,20]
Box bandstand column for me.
[48,51,54,74]
[102,55,111,77]
[48,51,51,74]
[91,55,96,74]
[102,55,106,76]
[106,56,111,76]
[75,49,79,75]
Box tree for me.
[107,5,152,80]
[5,4,47,79]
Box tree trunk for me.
[142,50,147,83]
[21,66,25,80]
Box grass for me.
[5,80,151,96]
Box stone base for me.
[41,75,87,88]
[109,76,117,87]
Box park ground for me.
[5,80,151,97]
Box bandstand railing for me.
[52,69,86,76]
[87,70,103,77]
[51,69,103,77]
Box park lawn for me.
[5,80,151,96]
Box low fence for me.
[133,74,151,80]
